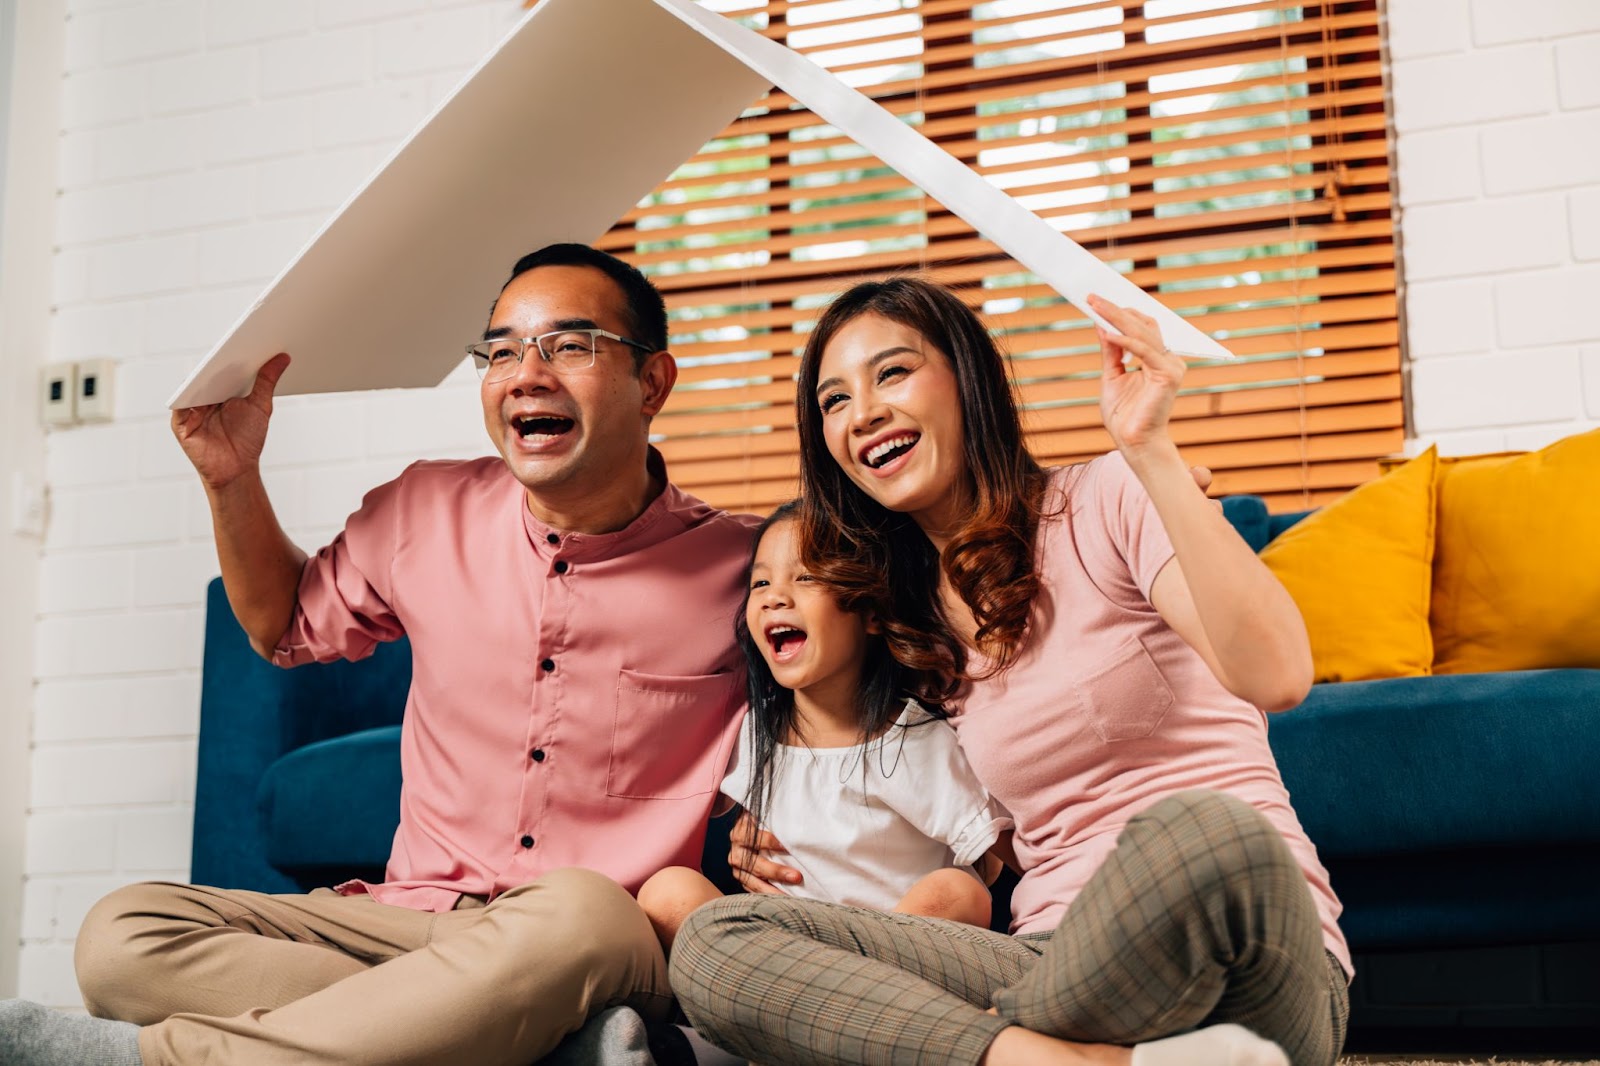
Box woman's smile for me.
[858,430,922,477]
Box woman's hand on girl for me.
[728,810,802,894]
[1090,293,1186,459]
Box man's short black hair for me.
[500,244,668,369]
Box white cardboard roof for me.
[169,0,1232,409]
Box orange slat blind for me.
[557,0,1400,513]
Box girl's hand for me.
[728,810,801,894]
[1090,294,1186,457]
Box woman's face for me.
[813,313,967,533]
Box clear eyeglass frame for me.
[467,328,653,381]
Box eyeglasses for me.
[467,329,655,381]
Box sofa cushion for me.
[193,578,413,894]
[1268,669,1600,858]
[1259,447,1439,684]
[1223,497,1312,552]
[1221,495,1271,552]
[1431,427,1600,674]
[259,726,403,871]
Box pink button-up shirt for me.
[272,452,757,912]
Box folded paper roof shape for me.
[169,0,1233,409]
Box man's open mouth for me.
[512,414,575,440]
[863,433,919,469]
[765,624,808,663]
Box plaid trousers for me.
[671,790,1349,1066]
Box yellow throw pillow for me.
[1259,447,1439,683]
[1431,428,1600,675]
[1380,450,1523,475]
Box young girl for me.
[638,501,1010,948]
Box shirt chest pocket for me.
[608,669,736,800]
[1073,636,1175,743]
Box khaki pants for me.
[73,867,671,1066]
[672,791,1350,1066]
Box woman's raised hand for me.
[727,810,801,895]
[1090,293,1186,457]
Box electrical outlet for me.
[76,358,116,423]
[10,473,47,538]
[40,364,78,427]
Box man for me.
[0,244,756,1066]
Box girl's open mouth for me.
[765,624,808,664]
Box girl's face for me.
[813,313,967,534]
[746,519,873,701]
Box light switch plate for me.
[76,359,116,423]
[40,364,77,427]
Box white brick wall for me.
[15,0,516,1005]
[10,0,1600,1006]
[1393,0,1600,448]
[1571,188,1600,261]
[1400,193,1567,281]
[1470,0,1600,46]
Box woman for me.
[669,278,1350,1066]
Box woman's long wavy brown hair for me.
[796,276,1051,681]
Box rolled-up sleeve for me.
[272,470,409,667]
[887,713,1012,867]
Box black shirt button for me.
[531,749,546,763]
[520,835,535,849]
[546,533,559,545]
[553,560,569,574]
[540,658,555,672]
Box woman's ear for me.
[864,611,883,636]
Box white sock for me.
[1131,1023,1289,1066]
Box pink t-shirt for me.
[950,453,1351,976]
[273,452,758,911]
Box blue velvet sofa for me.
[190,499,1600,1047]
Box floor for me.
[1344,1049,1593,1056]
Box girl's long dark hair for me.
[796,276,1051,679]
[736,502,946,835]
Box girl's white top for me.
[720,698,1011,911]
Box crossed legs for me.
[73,867,670,1066]
[670,791,1349,1066]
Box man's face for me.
[480,264,669,500]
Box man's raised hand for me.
[171,353,291,493]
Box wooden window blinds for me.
[584,0,1399,514]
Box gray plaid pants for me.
[671,790,1349,1066]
